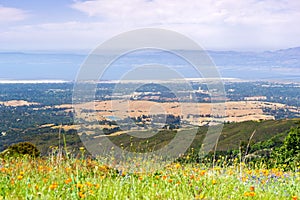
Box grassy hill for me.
[105,118,299,155]
[2,118,299,156]
[215,119,299,151]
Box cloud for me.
[68,0,300,50]
[70,0,229,25]
[1,0,300,51]
[71,0,300,26]
[0,21,123,50]
[0,5,28,23]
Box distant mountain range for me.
[0,47,299,81]
[208,47,300,81]
[209,47,300,68]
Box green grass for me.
[0,155,299,199]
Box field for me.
[52,100,292,133]
[71,100,281,124]
[0,156,299,199]
[0,100,39,107]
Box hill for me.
[105,118,299,154]
[4,118,298,156]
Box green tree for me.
[275,126,300,168]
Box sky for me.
[1,0,300,52]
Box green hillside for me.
[92,118,300,155]
[215,119,299,151]
[2,118,299,157]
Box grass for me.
[0,154,299,199]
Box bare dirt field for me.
[71,100,285,123]
[0,100,39,107]
[34,100,299,134]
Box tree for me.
[275,126,300,167]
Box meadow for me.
[0,154,299,200]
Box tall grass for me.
[0,152,299,199]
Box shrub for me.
[273,125,300,169]
[0,142,40,158]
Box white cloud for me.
[1,0,300,51]
[0,5,28,23]
[67,0,300,50]
[0,21,125,50]
[71,0,300,26]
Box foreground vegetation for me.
[0,128,298,200]
[0,156,299,199]
[0,121,299,199]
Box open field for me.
[0,100,39,107]
[71,100,291,125]
[2,99,297,126]
[25,100,298,138]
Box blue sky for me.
[1,0,300,51]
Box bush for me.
[0,142,40,158]
[273,125,300,169]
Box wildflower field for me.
[0,155,299,200]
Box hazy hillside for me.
[208,47,300,80]
[209,47,300,68]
